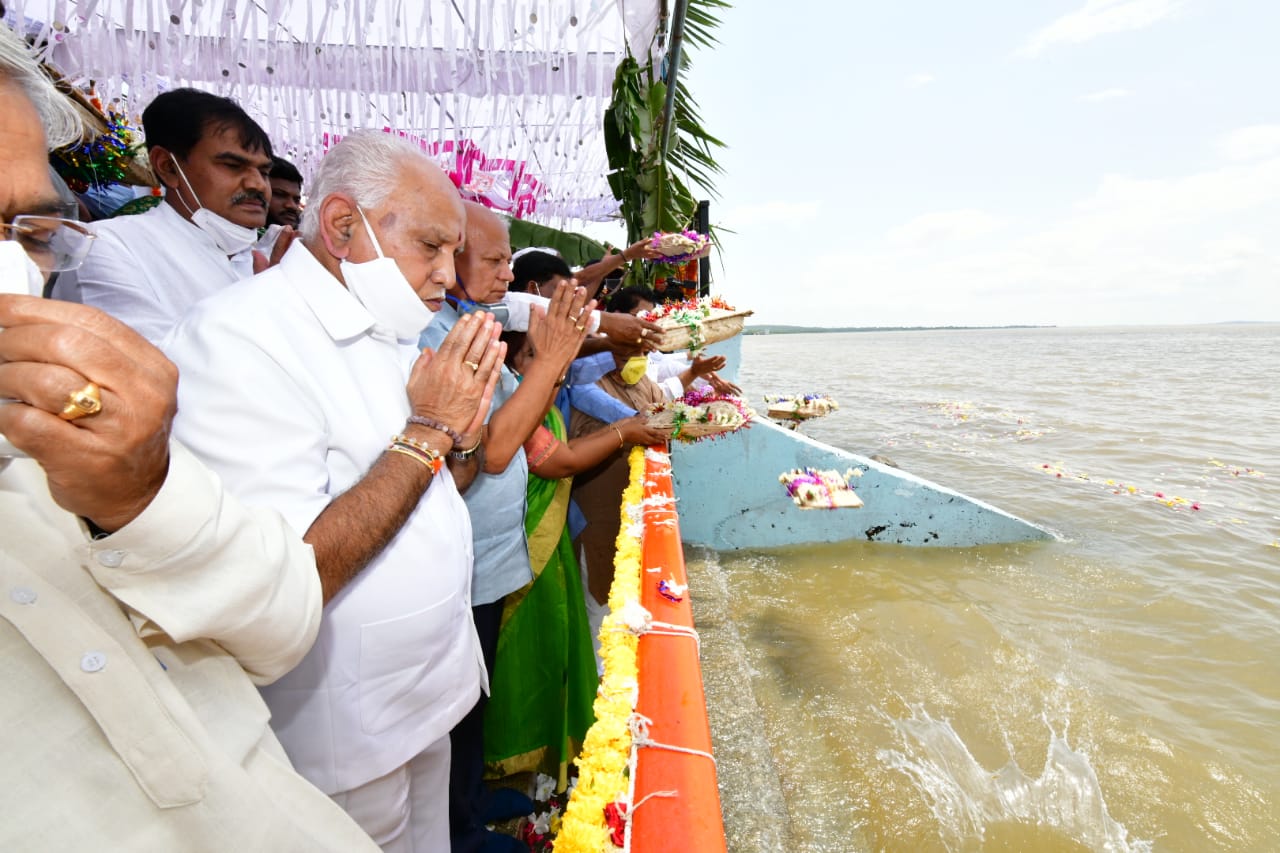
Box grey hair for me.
[300,130,427,241]
[0,24,83,148]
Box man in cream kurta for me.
[0,446,381,852]
[0,23,378,845]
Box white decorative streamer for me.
[16,0,660,228]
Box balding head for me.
[455,201,514,303]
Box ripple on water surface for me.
[706,325,1280,850]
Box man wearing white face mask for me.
[71,88,276,343]
[164,130,508,851]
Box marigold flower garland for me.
[554,447,646,852]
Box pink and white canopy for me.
[8,0,664,225]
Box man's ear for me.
[317,193,358,260]
[149,145,179,190]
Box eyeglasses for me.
[1,216,96,273]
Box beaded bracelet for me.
[388,434,444,475]
[406,415,464,447]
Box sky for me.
[602,0,1280,328]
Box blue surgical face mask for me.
[449,278,510,327]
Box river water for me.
[697,324,1278,852]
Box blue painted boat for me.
[669,335,1052,549]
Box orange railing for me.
[630,450,727,853]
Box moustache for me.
[231,190,268,206]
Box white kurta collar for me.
[276,242,378,343]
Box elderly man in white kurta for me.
[0,24,378,850]
[164,131,505,852]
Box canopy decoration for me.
[8,0,665,226]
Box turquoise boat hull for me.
[669,336,1052,549]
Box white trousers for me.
[329,735,451,853]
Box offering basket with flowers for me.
[641,296,753,355]
[766,393,840,422]
[779,467,865,509]
[649,229,713,263]
[646,386,754,442]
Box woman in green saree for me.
[483,331,667,791]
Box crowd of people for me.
[0,21,735,853]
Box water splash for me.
[877,705,1152,853]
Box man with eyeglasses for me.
[73,88,279,343]
[0,24,382,850]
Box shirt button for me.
[80,651,107,673]
[96,549,126,568]
[9,587,37,605]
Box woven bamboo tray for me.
[766,398,838,421]
[647,400,750,440]
[654,309,754,353]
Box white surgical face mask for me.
[170,157,260,256]
[0,238,45,297]
[340,207,437,341]
[0,240,46,458]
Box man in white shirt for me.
[74,88,277,343]
[0,24,378,850]
[164,131,514,852]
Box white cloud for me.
[888,209,1004,248]
[724,200,820,227]
[1217,125,1280,161]
[1018,0,1184,58]
[719,155,1280,328]
[905,72,935,88]
[1079,87,1132,102]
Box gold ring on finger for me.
[463,361,480,372]
[575,324,586,332]
[59,382,103,421]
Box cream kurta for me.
[0,444,379,851]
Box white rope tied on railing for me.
[611,600,702,655]
[628,712,717,767]
[620,712,716,852]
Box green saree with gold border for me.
[483,407,598,789]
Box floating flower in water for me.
[1038,462,1213,515]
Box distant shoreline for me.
[743,324,1055,335]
